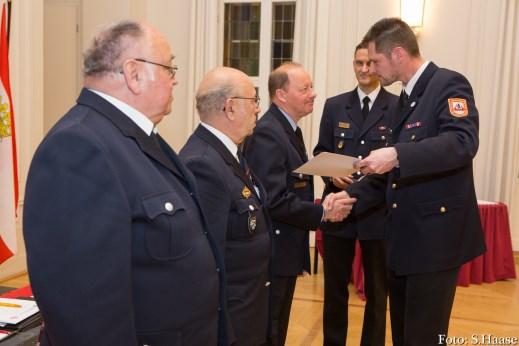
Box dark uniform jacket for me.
[180,125,271,346]
[313,87,398,239]
[23,89,225,346]
[351,63,486,275]
[244,104,323,276]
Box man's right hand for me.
[322,191,356,222]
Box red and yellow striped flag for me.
[0,0,18,264]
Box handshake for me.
[322,191,357,223]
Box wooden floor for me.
[287,251,519,345]
[1,251,518,345]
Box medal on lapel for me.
[242,186,251,198]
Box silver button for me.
[265,281,271,287]
[381,135,386,140]
[410,101,416,107]
[411,134,416,141]
[440,206,446,213]
[275,229,281,235]
[392,183,397,189]
[341,133,345,137]
[249,205,254,211]
[299,173,303,179]
[392,203,398,209]
[360,140,365,145]
[216,267,220,273]
[358,155,362,159]
[164,202,174,212]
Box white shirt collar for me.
[275,104,298,131]
[200,122,239,161]
[357,84,381,110]
[89,88,156,136]
[404,61,430,97]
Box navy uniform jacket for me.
[180,125,271,346]
[244,104,322,276]
[313,87,398,239]
[23,89,225,346]
[352,63,486,275]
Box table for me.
[316,201,517,299]
[0,286,39,345]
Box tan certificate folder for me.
[293,152,359,177]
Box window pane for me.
[223,3,261,76]
[271,2,296,71]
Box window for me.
[271,2,295,70]
[221,1,297,110]
[223,3,261,76]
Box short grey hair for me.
[196,84,235,118]
[83,20,145,76]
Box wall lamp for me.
[401,0,425,35]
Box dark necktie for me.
[362,96,370,120]
[150,132,163,152]
[294,127,308,159]
[400,91,409,109]
[237,150,252,182]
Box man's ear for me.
[223,98,234,112]
[392,46,405,63]
[275,88,287,103]
[122,59,142,94]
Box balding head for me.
[196,67,248,120]
[83,20,146,77]
[196,67,260,144]
[83,20,177,125]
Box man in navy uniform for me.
[23,21,226,346]
[313,41,398,346]
[180,67,270,346]
[357,18,485,345]
[244,62,357,346]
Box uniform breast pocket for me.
[229,198,261,240]
[367,129,389,145]
[142,191,192,261]
[403,126,427,142]
[333,128,355,151]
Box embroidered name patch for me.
[448,98,469,117]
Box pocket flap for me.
[142,191,186,219]
[289,172,312,181]
[235,198,259,214]
[334,127,355,139]
[404,126,427,142]
[418,195,463,216]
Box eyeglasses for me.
[134,58,178,78]
[230,96,261,107]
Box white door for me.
[44,0,81,133]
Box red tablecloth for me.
[316,202,516,298]
[457,202,516,286]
